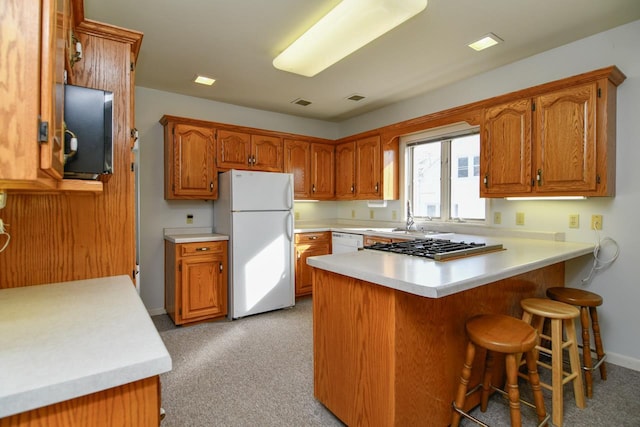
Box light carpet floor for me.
[153,297,640,426]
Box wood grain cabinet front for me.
[161,118,218,200]
[295,232,331,297]
[0,0,77,192]
[284,140,335,200]
[335,135,391,200]
[165,241,228,325]
[217,130,283,172]
[481,67,625,198]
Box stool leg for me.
[451,341,476,427]
[566,317,586,410]
[580,306,594,398]
[480,350,494,412]
[551,318,564,427]
[524,349,547,425]
[505,353,523,427]
[590,306,607,381]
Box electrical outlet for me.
[294,211,300,220]
[186,214,193,224]
[569,214,580,229]
[351,209,356,219]
[392,210,397,220]
[515,212,525,226]
[591,214,603,230]
[369,210,374,219]
[493,212,502,225]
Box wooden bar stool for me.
[546,287,606,398]
[451,314,548,427]
[520,298,586,427]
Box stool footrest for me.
[452,384,551,427]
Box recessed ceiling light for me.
[468,33,503,51]
[194,75,216,86]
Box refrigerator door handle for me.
[287,211,294,242]
[286,176,293,210]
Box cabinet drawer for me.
[295,232,331,244]
[179,242,225,257]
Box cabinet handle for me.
[219,262,223,272]
[196,247,210,251]
[351,185,355,193]
[536,169,542,186]
[312,184,316,193]
[310,236,318,240]
[210,181,214,191]
[375,182,379,192]
[484,174,488,188]
[252,155,257,165]
[248,155,252,165]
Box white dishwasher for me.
[331,232,364,254]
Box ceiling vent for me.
[291,98,312,106]
[346,94,365,101]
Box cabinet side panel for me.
[0,30,136,287]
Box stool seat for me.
[546,287,607,398]
[466,314,538,353]
[546,287,602,307]
[452,314,548,427]
[521,298,580,319]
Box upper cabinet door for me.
[284,140,311,199]
[310,143,334,199]
[534,83,597,193]
[217,129,252,170]
[171,123,217,198]
[251,134,283,172]
[335,142,356,199]
[355,136,381,199]
[481,98,533,196]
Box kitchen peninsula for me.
[0,276,171,425]
[308,235,593,426]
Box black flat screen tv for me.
[63,84,113,180]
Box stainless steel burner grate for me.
[364,238,503,261]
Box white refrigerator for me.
[214,170,295,319]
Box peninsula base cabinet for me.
[295,232,331,297]
[165,241,228,325]
[0,376,161,427]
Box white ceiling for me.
[83,0,640,122]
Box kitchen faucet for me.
[406,200,415,231]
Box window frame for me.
[400,123,487,223]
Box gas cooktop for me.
[364,238,503,261]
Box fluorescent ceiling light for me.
[504,196,587,201]
[273,0,428,77]
[468,33,503,51]
[194,75,215,86]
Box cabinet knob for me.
[210,181,214,191]
[312,184,316,193]
[248,155,252,165]
[351,185,354,193]
[196,247,210,251]
[536,169,542,186]
[219,262,223,272]
[310,236,318,240]
[375,182,379,192]
[484,174,488,188]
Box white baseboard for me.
[148,307,167,316]
[607,351,640,372]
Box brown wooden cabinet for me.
[165,240,228,325]
[285,140,335,200]
[335,135,384,200]
[161,117,218,200]
[295,232,331,297]
[217,130,283,172]
[481,67,624,198]
[0,0,71,191]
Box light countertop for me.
[0,275,172,418]
[163,227,229,243]
[307,234,594,298]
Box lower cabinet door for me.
[181,256,226,321]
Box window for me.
[405,129,485,221]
